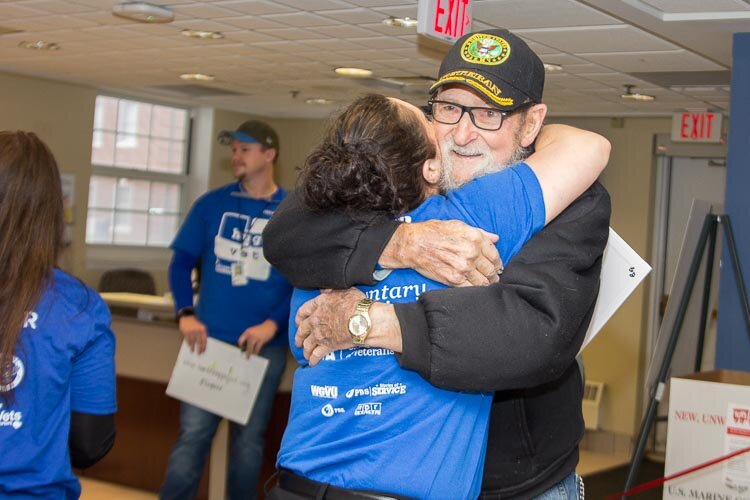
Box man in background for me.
[161,120,292,500]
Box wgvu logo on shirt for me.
[310,385,338,399]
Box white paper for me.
[580,228,652,352]
[166,338,269,425]
[724,403,750,492]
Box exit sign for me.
[417,0,473,44]
[671,111,723,143]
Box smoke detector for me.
[112,2,174,23]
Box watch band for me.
[176,306,195,320]
[354,298,375,316]
[349,298,375,346]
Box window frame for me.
[86,94,191,249]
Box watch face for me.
[348,314,369,336]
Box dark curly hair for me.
[299,94,436,217]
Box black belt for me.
[276,470,414,500]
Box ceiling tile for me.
[518,25,679,53]
[212,1,295,15]
[581,50,726,72]
[319,7,387,23]
[473,0,621,28]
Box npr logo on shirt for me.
[671,111,723,143]
[354,403,382,416]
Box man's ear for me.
[422,158,441,186]
[519,104,548,148]
[265,147,278,164]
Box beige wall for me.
[0,72,97,279]
[554,116,671,437]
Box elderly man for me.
[264,29,610,499]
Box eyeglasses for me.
[426,99,531,131]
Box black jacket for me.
[263,183,611,498]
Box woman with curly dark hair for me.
[0,131,116,498]
[271,94,609,500]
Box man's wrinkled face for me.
[433,86,528,190]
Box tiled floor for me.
[80,450,632,499]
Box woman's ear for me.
[520,104,548,148]
[422,157,441,186]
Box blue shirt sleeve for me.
[169,248,199,312]
[442,163,546,262]
[267,276,293,335]
[70,295,117,415]
[171,195,206,259]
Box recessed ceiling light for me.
[180,73,215,81]
[335,67,373,78]
[181,29,224,40]
[621,84,655,101]
[305,98,334,105]
[19,40,60,51]
[112,2,174,23]
[543,63,563,72]
[382,16,419,28]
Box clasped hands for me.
[179,316,277,358]
[296,219,503,365]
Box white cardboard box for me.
[664,370,750,499]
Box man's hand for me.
[296,289,364,366]
[179,315,208,354]
[238,319,278,357]
[379,220,503,287]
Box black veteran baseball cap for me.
[217,120,279,151]
[429,29,545,111]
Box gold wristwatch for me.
[348,298,375,346]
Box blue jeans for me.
[535,472,583,500]
[160,344,288,500]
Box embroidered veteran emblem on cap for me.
[429,28,545,111]
[461,33,510,66]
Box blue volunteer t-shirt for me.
[278,163,546,499]
[171,183,293,345]
[0,269,116,499]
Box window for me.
[87,96,189,246]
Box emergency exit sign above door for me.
[671,111,723,143]
[417,0,473,43]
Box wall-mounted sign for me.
[671,111,723,143]
[417,0,473,44]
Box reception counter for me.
[82,294,294,499]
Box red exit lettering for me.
[434,0,471,38]
[680,112,716,140]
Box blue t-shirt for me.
[171,183,293,345]
[0,269,116,499]
[278,163,546,499]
